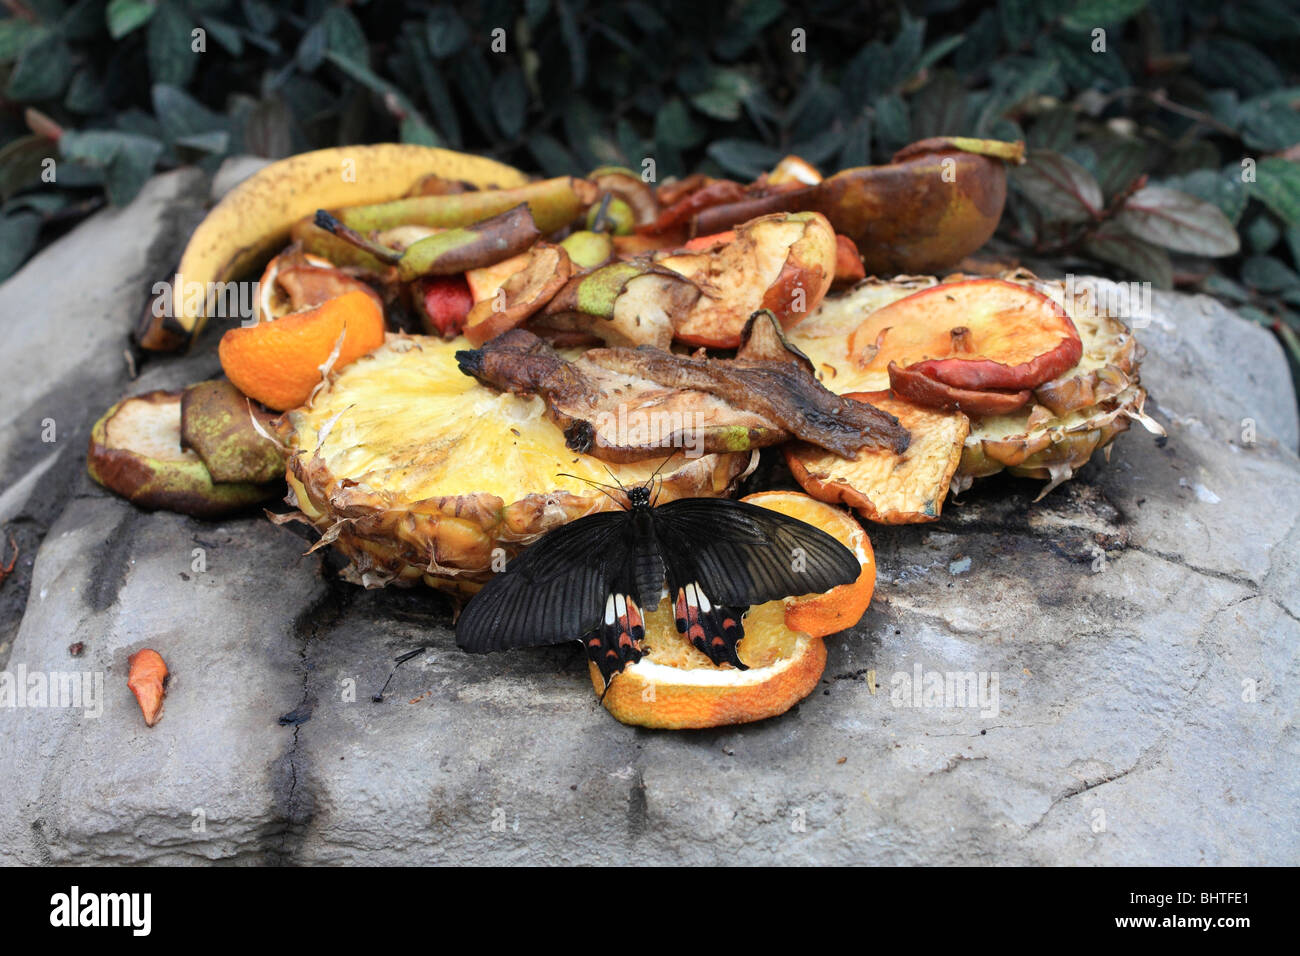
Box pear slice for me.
[88,390,279,518]
[180,379,286,484]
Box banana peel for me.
[139,144,529,351]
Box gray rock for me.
[0,179,1296,864]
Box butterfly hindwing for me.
[650,497,860,667]
[652,497,862,606]
[455,509,632,654]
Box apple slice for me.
[848,278,1082,390]
[785,390,969,524]
[463,243,572,346]
[889,362,1032,417]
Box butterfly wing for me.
[454,507,653,686]
[651,497,861,667]
[455,509,629,654]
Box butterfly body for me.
[455,483,861,686]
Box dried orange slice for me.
[219,289,385,411]
[593,602,827,730]
[848,278,1082,391]
[739,490,874,637]
[786,390,970,523]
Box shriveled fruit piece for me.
[586,195,635,235]
[540,258,690,348]
[333,176,597,234]
[786,391,970,524]
[848,278,1082,390]
[888,361,1033,416]
[463,243,572,345]
[955,384,1164,499]
[767,155,823,186]
[741,491,874,637]
[88,390,278,518]
[588,166,658,226]
[180,379,285,484]
[466,252,529,303]
[593,601,826,729]
[412,275,474,338]
[641,177,746,235]
[257,248,382,324]
[660,211,837,348]
[283,336,752,591]
[833,234,866,285]
[219,288,386,411]
[316,205,541,282]
[127,648,168,727]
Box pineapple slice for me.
[283,335,753,590]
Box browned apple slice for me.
[849,278,1082,391]
[463,243,572,346]
[785,390,969,524]
[660,211,837,348]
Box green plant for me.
[0,0,1297,397]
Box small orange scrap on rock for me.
[127,648,168,727]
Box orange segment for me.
[593,602,827,730]
[848,278,1082,390]
[741,490,875,637]
[219,289,386,411]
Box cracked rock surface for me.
[1,162,1297,864]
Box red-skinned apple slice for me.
[849,278,1082,390]
[889,361,1032,416]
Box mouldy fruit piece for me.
[659,211,837,348]
[88,391,279,518]
[785,391,970,523]
[128,648,168,727]
[180,379,286,484]
[540,258,692,348]
[954,384,1164,500]
[463,243,572,345]
[281,336,753,592]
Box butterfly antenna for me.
[649,450,675,505]
[555,472,625,508]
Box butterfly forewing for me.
[455,509,631,653]
[651,497,861,606]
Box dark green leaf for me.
[556,0,587,87]
[400,116,441,147]
[1012,150,1104,222]
[998,0,1039,49]
[1286,224,1300,268]
[1241,255,1300,292]
[915,34,965,73]
[525,0,551,29]
[296,22,326,71]
[1061,0,1148,31]
[714,0,784,61]
[1246,215,1281,254]
[838,115,872,169]
[6,31,72,101]
[0,211,41,281]
[1092,138,1147,198]
[690,69,754,122]
[152,84,227,142]
[0,18,39,62]
[1028,107,1076,152]
[1116,186,1240,256]
[1201,275,1252,303]
[1239,99,1300,153]
[64,67,106,114]
[1191,37,1282,98]
[242,0,277,35]
[106,0,155,39]
[60,130,164,206]
[492,67,527,141]
[408,36,461,147]
[147,2,197,88]
[0,134,55,201]
[655,97,705,149]
[322,4,369,68]
[173,130,229,154]
[198,17,244,57]
[1084,225,1173,289]
[705,139,781,179]
[1251,158,1300,225]
[528,133,577,178]
[909,70,967,140]
[426,6,469,59]
[873,94,910,152]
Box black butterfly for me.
[455,480,862,687]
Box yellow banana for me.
[142,144,529,349]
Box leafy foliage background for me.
[2,0,1299,386]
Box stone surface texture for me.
[0,159,1296,865]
